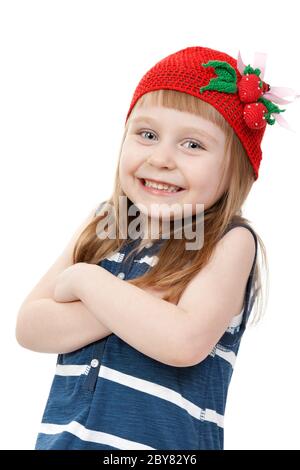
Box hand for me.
[54,262,89,303]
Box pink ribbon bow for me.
[237,50,300,132]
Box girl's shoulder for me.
[221,218,258,252]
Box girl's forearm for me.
[76,264,191,367]
[16,298,112,354]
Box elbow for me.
[174,347,208,368]
[15,306,38,351]
[15,310,24,345]
[16,334,31,350]
[15,321,43,352]
[15,327,28,350]
[15,313,31,349]
[172,325,208,368]
[172,349,206,368]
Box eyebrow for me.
[130,115,219,144]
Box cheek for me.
[119,151,134,175]
[184,167,209,191]
[186,165,222,201]
[190,160,222,186]
[120,141,144,170]
[119,153,142,189]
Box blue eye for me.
[137,130,206,150]
[139,130,157,140]
[182,140,205,150]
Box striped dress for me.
[34,208,258,450]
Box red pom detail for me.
[238,74,264,103]
[243,102,267,130]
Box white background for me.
[1,0,299,450]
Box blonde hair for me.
[73,89,269,324]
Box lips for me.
[137,178,186,197]
[140,178,185,190]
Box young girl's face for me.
[119,104,230,227]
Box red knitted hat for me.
[125,46,294,181]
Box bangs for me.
[130,89,232,135]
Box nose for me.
[146,141,176,169]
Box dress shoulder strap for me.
[221,222,258,325]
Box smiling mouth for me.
[138,178,186,194]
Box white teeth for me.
[143,179,181,192]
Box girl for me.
[16,45,296,450]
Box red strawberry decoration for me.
[238,66,264,103]
[243,102,267,129]
[200,60,286,131]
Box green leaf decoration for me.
[258,96,286,125]
[243,65,261,76]
[200,60,237,94]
